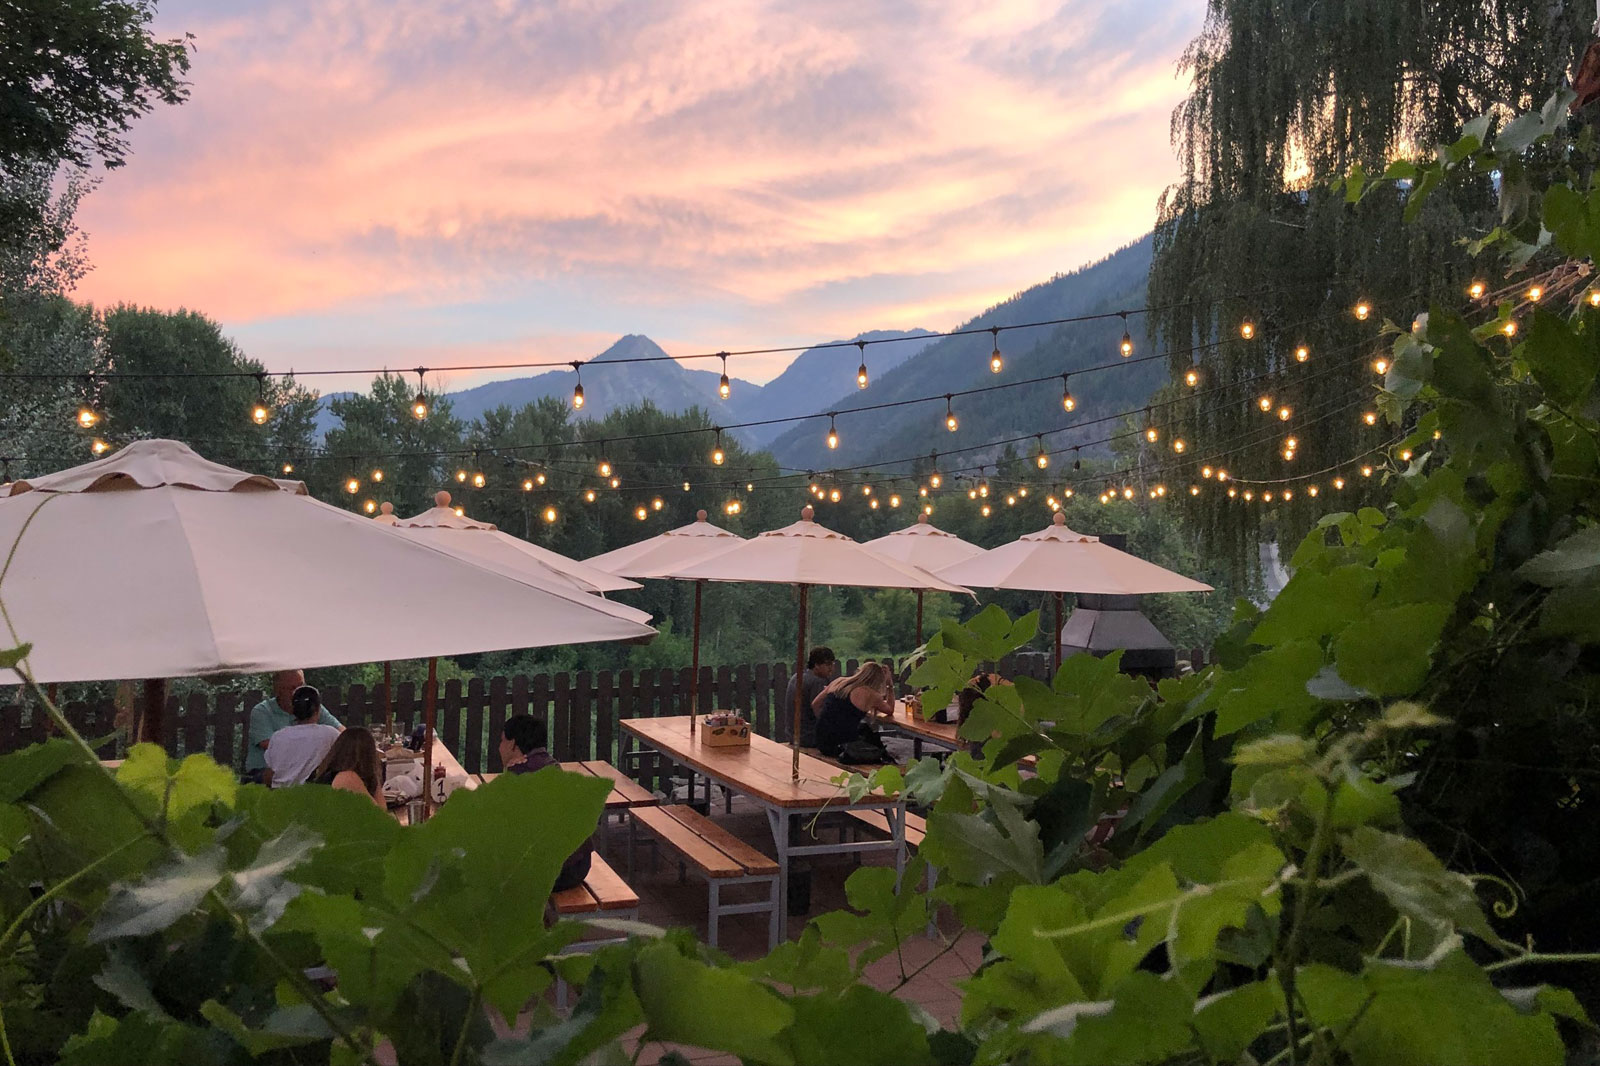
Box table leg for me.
[913,737,924,759]
[765,807,789,937]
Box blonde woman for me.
[814,661,895,762]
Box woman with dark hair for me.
[312,727,383,806]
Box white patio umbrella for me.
[585,510,744,722]
[395,492,640,594]
[937,512,1213,671]
[863,514,984,644]
[0,440,656,729]
[666,506,970,778]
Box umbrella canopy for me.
[0,441,655,683]
[395,492,640,593]
[862,513,984,572]
[936,512,1214,595]
[584,509,744,578]
[668,507,970,593]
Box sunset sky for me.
[74,0,1203,391]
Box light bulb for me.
[923,504,933,515]
[636,506,648,521]
[523,478,535,491]
[746,482,754,492]
[1295,346,1309,363]
[712,446,725,465]
[1400,449,1413,461]
[1227,487,1238,498]
[968,488,978,500]
[861,484,872,496]
[946,412,958,432]
[1244,491,1255,501]
[1240,320,1255,339]
[979,483,989,498]
[344,477,359,494]
[1216,468,1228,481]
[683,481,691,491]
[1308,485,1319,497]
[870,498,880,510]
[251,403,271,425]
[584,489,597,502]
[1201,466,1213,478]
[412,395,429,420]
[1502,320,1518,337]
[91,438,110,455]
[1354,301,1371,320]
[1373,357,1390,374]
[543,507,558,523]
[1259,395,1272,411]
[1363,411,1378,426]
[989,331,1003,373]
[1334,477,1345,489]
[1361,465,1374,477]
[719,374,731,399]
[826,424,839,450]
[1123,487,1134,500]
[1432,429,1442,440]
[1283,449,1295,461]
[1120,331,1133,357]
[76,406,99,429]
[1184,369,1198,386]
[919,486,928,497]
[1063,488,1074,498]
[282,462,294,474]
[1263,491,1274,502]
[609,476,621,489]
[1100,493,1110,504]
[1037,453,1049,468]
[1285,436,1299,449]
[1005,495,1016,506]
[1173,439,1186,453]
[372,468,384,482]
[572,383,585,408]
[1527,285,1543,302]
[1589,291,1600,307]
[1145,427,1159,443]
[1190,485,1200,496]
[1278,406,1292,421]
[598,460,612,477]
[1062,387,1076,411]
[455,469,467,482]
[889,494,901,507]
[980,504,992,516]
[857,364,869,389]
[1157,485,1167,497]
[829,488,841,502]
[930,473,942,488]
[472,472,485,488]
[537,472,547,485]
[1019,486,1029,497]
[1468,281,1486,300]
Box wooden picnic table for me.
[476,760,658,811]
[619,715,906,932]
[885,701,961,757]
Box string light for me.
[889,493,901,508]
[1527,285,1543,302]
[1005,494,1016,506]
[1173,438,1186,453]
[1363,411,1378,426]
[683,481,692,492]
[1285,436,1298,450]
[1308,485,1319,497]
[1190,485,1200,496]
[535,471,547,485]
[1294,345,1309,363]
[1035,435,1049,468]
[712,429,725,466]
[584,489,597,503]
[571,362,585,409]
[1282,447,1295,461]
[523,478,535,491]
[1240,319,1255,339]
[598,459,613,477]
[1468,281,1486,300]
[1227,487,1238,498]
[1145,424,1159,443]
[745,481,754,492]
[544,506,558,523]
[1063,487,1073,498]
[1100,492,1110,504]
[472,471,486,489]
[609,476,621,489]
[1360,464,1374,477]
[826,414,839,450]
[1122,486,1135,500]
[1184,367,1199,386]
[918,486,929,497]
[344,477,359,494]
[718,353,731,399]
[856,341,869,389]
[90,438,110,456]
[250,374,271,425]
[1061,374,1076,411]
[1258,395,1273,412]
[652,497,664,511]
[635,506,648,521]
[281,462,294,475]
[1119,313,1133,357]
[989,328,1003,374]
[1263,491,1274,502]
[455,469,468,483]
[453,506,465,517]
[829,487,842,502]
[1372,356,1390,374]
[1201,465,1213,478]
[1216,468,1228,482]
[411,368,429,420]
[1502,320,1518,337]
[76,405,99,429]
[980,503,992,517]
[923,504,933,516]
[1243,490,1254,501]
[945,395,958,432]
[1018,486,1029,497]
[363,499,377,514]
[861,484,872,496]
[1354,300,1371,321]
[1334,477,1346,489]
[1400,449,1413,462]
[870,498,880,510]
[371,468,384,483]
[1589,291,1600,307]
[1278,405,1292,421]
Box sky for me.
[73,0,1204,391]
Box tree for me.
[314,373,462,516]
[1149,0,1592,571]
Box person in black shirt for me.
[814,661,895,760]
[781,646,838,747]
[498,715,593,892]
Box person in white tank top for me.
[263,685,340,787]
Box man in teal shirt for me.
[246,669,342,777]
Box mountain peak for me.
[591,334,670,363]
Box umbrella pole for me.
[690,580,703,737]
[915,590,924,647]
[1053,592,1063,675]
[422,657,438,821]
[383,660,394,736]
[793,583,809,782]
[141,678,168,750]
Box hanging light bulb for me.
[989,327,1003,373]
[829,487,841,503]
[930,471,942,489]
[1363,411,1378,426]
[1295,345,1310,363]
[683,480,692,492]
[1005,494,1016,507]
[609,476,621,489]
[711,429,725,466]
[411,368,430,420]
[90,437,110,456]
[1373,356,1390,374]
[1589,290,1600,307]
[1227,487,1238,498]
[361,499,377,515]
[597,459,612,477]
[571,362,585,409]
[1156,485,1167,497]
[1285,436,1299,450]
[717,352,731,399]
[1244,490,1255,501]
[1334,477,1346,489]
[1527,285,1543,302]
[1122,486,1135,500]
[1100,493,1110,504]
[869,498,880,510]
[889,493,901,508]
[371,468,384,483]
[455,469,468,483]
[1018,486,1029,497]
[826,414,839,450]
[1283,448,1296,461]
[1201,465,1213,478]
[1061,374,1076,411]
[543,506,558,523]
[1400,449,1413,462]
[472,471,486,488]
[1278,405,1292,421]
[1263,491,1274,502]
[1468,281,1486,300]
[923,504,934,515]
[944,395,958,432]
[250,372,271,425]
[1035,435,1049,468]
[344,477,359,494]
[1190,485,1200,496]
[745,481,754,493]
[861,483,872,496]
[282,462,295,475]
[522,478,535,492]
[1119,313,1133,357]
[1432,429,1442,441]
[635,506,648,521]
[1145,425,1159,443]
[1361,464,1374,477]
[1240,319,1256,339]
[978,472,990,498]
[1354,300,1371,320]
[856,341,869,389]
[918,485,929,497]
[1184,367,1199,387]
[76,405,99,429]
[980,503,992,517]
[536,471,547,486]
[1500,318,1519,337]
[1073,446,1082,471]
[1216,468,1228,482]
[1308,485,1319,497]
[1063,487,1074,498]
[584,489,597,502]
[453,506,465,517]
[1173,438,1186,453]
[1259,395,1273,411]
[968,487,979,500]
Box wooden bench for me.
[629,804,780,949]
[549,853,640,1011]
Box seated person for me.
[781,646,838,748]
[263,686,341,787]
[814,661,895,762]
[246,669,342,782]
[957,673,997,758]
[311,727,384,806]
[498,715,593,892]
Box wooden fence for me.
[0,649,1208,776]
